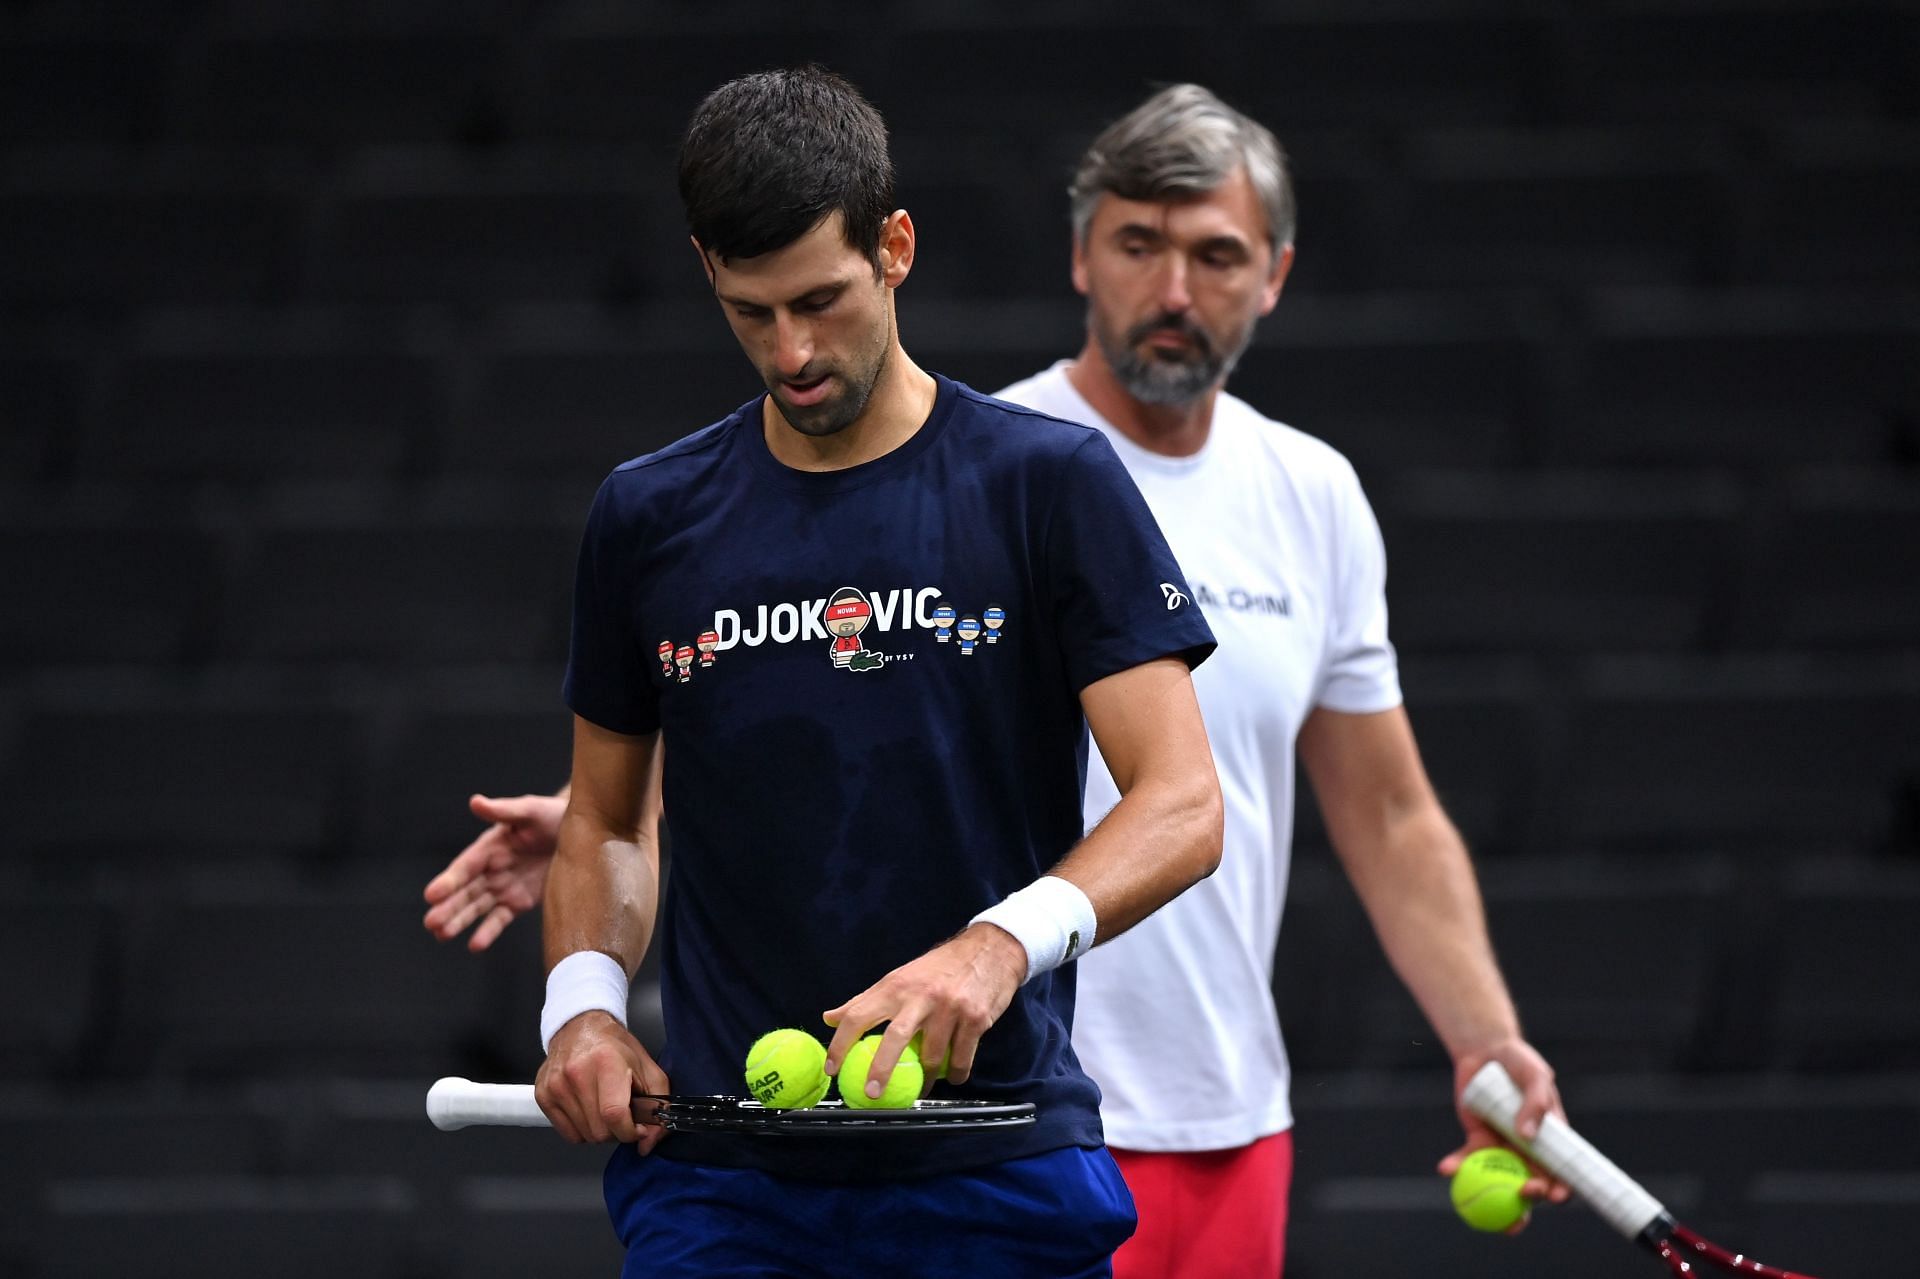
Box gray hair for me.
[1069,84,1295,252]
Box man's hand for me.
[422,792,562,951]
[820,923,1028,1099]
[1437,1037,1573,1229]
[536,1011,673,1155]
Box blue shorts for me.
[604,1143,1137,1278]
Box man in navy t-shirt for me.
[532,67,1223,1276]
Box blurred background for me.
[2,0,1917,1275]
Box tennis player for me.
[990,84,1568,1278]
[427,77,1568,1279]
[532,66,1222,1276]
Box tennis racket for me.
[426,1077,1037,1137]
[1463,1062,1822,1277]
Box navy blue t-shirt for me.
[564,373,1215,1181]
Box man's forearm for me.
[1051,768,1222,944]
[1336,803,1521,1058]
[542,806,659,976]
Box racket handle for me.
[427,1078,549,1131]
[1462,1062,1667,1241]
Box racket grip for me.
[426,1078,549,1131]
[1462,1062,1666,1241]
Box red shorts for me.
[1109,1130,1294,1279]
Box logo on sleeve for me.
[1160,583,1189,610]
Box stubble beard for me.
[768,320,894,439]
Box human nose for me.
[772,315,813,379]
[1155,255,1193,314]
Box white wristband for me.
[969,875,1097,983]
[539,950,630,1054]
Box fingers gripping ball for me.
[837,1034,923,1109]
[1450,1147,1531,1232]
[744,1029,830,1109]
[908,1032,951,1082]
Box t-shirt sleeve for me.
[1316,458,1404,714]
[562,473,661,736]
[1047,432,1217,692]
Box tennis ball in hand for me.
[744,1029,830,1109]
[837,1034,923,1109]
[907,1031,952,1080]
[1450,1147,1531,1232]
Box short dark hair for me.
[678,66,895,265]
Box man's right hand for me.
[537,1011,673,1155]
[422,792,563,951]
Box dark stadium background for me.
[2,2,1916,1275]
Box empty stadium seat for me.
[1563,658,1920,853]
[218,519,575,664]
[1234,298,1531,470]
[167,34,497,145]
[121,888,523,1078]
[87,341,432,481]
[458,325,762,476]
[1753,125,1920,286]
[1748,473,1920,649]
[0,155,298,307]
[1399,671,1545,857]
[0,523,220,664]
[1770,865,1920,1069]
[1561,8,1902,126]
[0,899,109,1078]
[367,697,570,863]
[34,1176,414,1279]
[0,36,166,145]
[1481,859,1731,1072]
[1233,14,1554,129]
[0,350,84,481]
[1746,1171,1920,1276]
[0,1087,273,1211]
[1280,854,1731,1074]
[304,152,663,305]
[1375,473,1741,655]
[520,24,873,141]
[446,1176,624,1278]
[17,695,358,862]
[1388,130,1726,289]
[1551,292,1910,467]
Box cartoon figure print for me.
[955,615,983,655]
[657,640,675,677]
[931,602,957,642]
[674,645,696,683]
[982,605,1005,643]
[825,587,884,672]
[696,629,720,667]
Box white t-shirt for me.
[995,361,1403,1152]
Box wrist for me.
[540,950,630,1054]
[968,875,1097,983]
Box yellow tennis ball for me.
[907,1031,952,1080]
[837,1034,922,1109]
[744,1029,829,1109]
[1450,1147,1531,1232]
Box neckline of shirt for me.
[1043,360,1221,477]
[742,372,959,493]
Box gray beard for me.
[1095,311,1249,407]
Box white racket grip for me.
[1462,1062,1666,1240]
[427,1078,549,1131]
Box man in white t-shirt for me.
[424,83,1567,1278]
